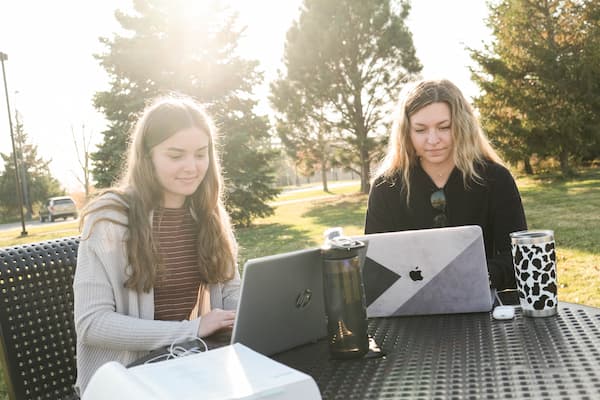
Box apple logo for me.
[409,267,423,281]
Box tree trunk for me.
[321,161,329,193]
[294,165,300,186]
[84,176,90,199]
[559,149,571,176]
[524,157,534,175]
[360,146,370,194]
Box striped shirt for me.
[153,207,207,321]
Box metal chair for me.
[0,237,79,400]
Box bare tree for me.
[71,124,93,199]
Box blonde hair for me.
[376,78,503,202]
[81,94,237,292]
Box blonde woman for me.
[74,95,240,394]
[365,79,526,290]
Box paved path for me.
[0,218,78,233]
[280,180,358,195]
[273,181,360,206]
[270,194,336,207]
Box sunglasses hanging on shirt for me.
[430,189,447,228]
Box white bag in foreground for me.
[83,343,321,400]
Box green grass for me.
[237,193,367,266]
[0,222,80,248]
[515,168,600,306]
[0,168,599,398]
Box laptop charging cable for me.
[143,336,209,364]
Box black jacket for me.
[365,161,527,290]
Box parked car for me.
[39,196,78,222]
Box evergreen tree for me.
[271,0,421,194]
[0,114,63,221]
[471,0,600,174]
[92,0,279,226]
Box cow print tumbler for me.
[510,230,558,317]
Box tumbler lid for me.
[510,230,554,245]
[321,237,365,259]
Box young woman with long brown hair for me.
[74,94,239,394]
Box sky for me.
[0,0,491,192]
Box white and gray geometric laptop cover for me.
[353,225,493,317]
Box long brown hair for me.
[375,78,503,202]
[80,95,237,292]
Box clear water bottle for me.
[321,234,369,359]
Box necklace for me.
[427,166,452,181]
[423,166,454,189]
[419,158,455,186]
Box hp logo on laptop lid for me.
[296,289,313,309]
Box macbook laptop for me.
[352,225,493,317]
[230,248,327,355]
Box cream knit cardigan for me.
[73,197,240,394]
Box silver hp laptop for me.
[352,225,493,317]
[230,248,327,355]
